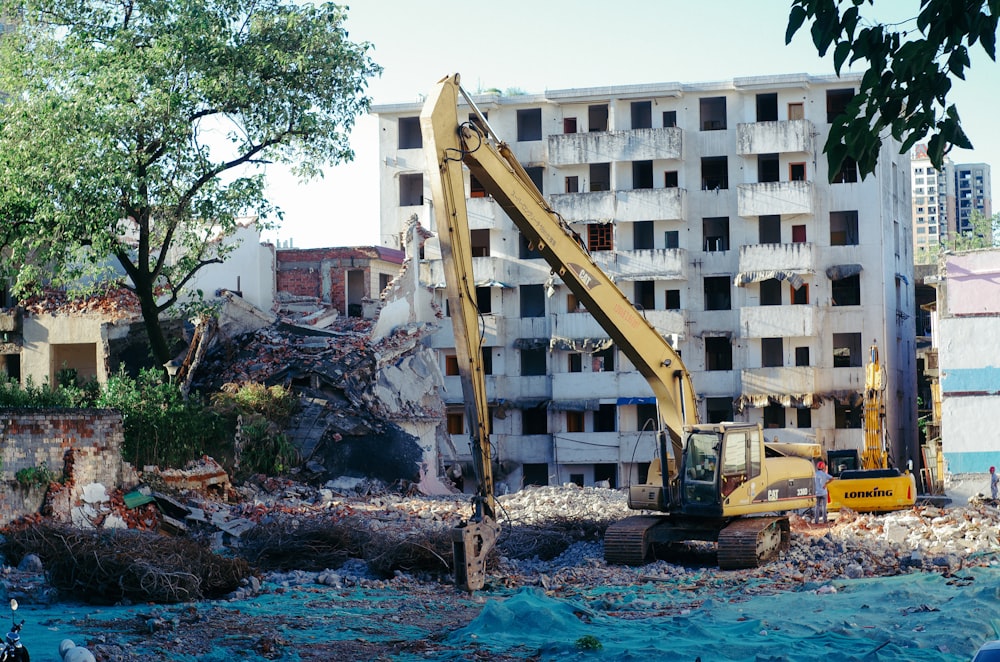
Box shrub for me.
[211,383,299,477]
[14,462,59,488]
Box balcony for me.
[552,370,650,400]
[466,197,501,230]
[641,309,687,338]
[548,191,615,222]
[737,181,814,217]
[737,242,816,274]
[736,120,814,155]
[739,305,817,338]
[593,248,688,281]
[614,188,684,221]
[741,366,816,396]
[429,313,504,349]
[552,432,626,464]
[548,127,682,166]
[549,188,685,223]
[422,255,552,289]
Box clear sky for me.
[262,0,999,249]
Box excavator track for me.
[603,516,663,566]
[716,516,790,570]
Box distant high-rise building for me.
[910,144,992,259]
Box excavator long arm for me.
[421,77,499,592]
[422,74,700,588]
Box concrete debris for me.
[146,456,231,497]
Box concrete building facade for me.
[374,73,917,491]
[929,249,1000,474]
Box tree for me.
[0,0,381,364]
[786,0,997,180]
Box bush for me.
[96,368,228,469]
[211,383,299,477]
[15,462,59,488]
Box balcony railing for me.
[736,119,814,155]
[548,127,682,166]
[548,188,685,223]
[739,305,817,338]
[737,181,813,216]
[741,366,816,395]
[737,242,816,275]
[593,248,687,281]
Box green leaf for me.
[833,41,852,73]
[786,4,809,45]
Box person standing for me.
[813,460,833,525]
[991,466,998,500]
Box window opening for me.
[700,96,727,130]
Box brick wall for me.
[276,246,403,314]
[0,409,134,523]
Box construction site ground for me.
[3,481,999,661]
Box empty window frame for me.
[588,223,613,251]
[566,292,584,312]
[399,173,423,206]
[796,407,812,428]
[398,116,422,149]
[664,170,679,188]
[759,215,781,243]
[791,283,809,305]
[832,156,859,183]
[756,93,778,122]
[706,396,734,423]
[594,404,617,432]
[565,175,579,193]
[826,88,855,123]
[664,230,679,248]
[835,402,862,428]
[763,403,784,428]
[475,286,492,314]
[662,110,677,128]
[590,163,611,192]
[517,108,542,141]
[758,153,780,183]
[592,346,615,372]
[831,274,860,306]
[790,162,806,181]
[761,337,783,367]
[704,276,731,310]
[794,346,810,366]
[563,117,578,134]
[568,353,583,373]
[832,332,862,368]
[635,403,658,432]
[634,280,655,310]
[633,220,654,249]
[703,217,730,252]
[792,224,807,243]
[470,173,487,198]
[481,347,493,375]
[525,166,544,192]
[665,289,681,310]
[471,229,490,257]
[830,210,859,245]
[447,411,464,435]
[699,96,727,130]
[521,347,547,376]
[522,407,548,435]
[588,104,609,132]
[520,284,546,317]
[760,278,782,305]
[633,160,653,189]
[444,354,459,376]
[631,101,652,129]
[701,156,728,190]
[705,337,733,370]
[566,410,584,432]
[523,463,549,487]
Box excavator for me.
[825,342,917,513]
[421,74,820,591]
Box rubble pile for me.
[175,483,1000,593]
[22,286,141,322]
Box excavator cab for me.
[682,430,721,509]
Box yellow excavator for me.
[421,74,820,591]
[825,342,917,513]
